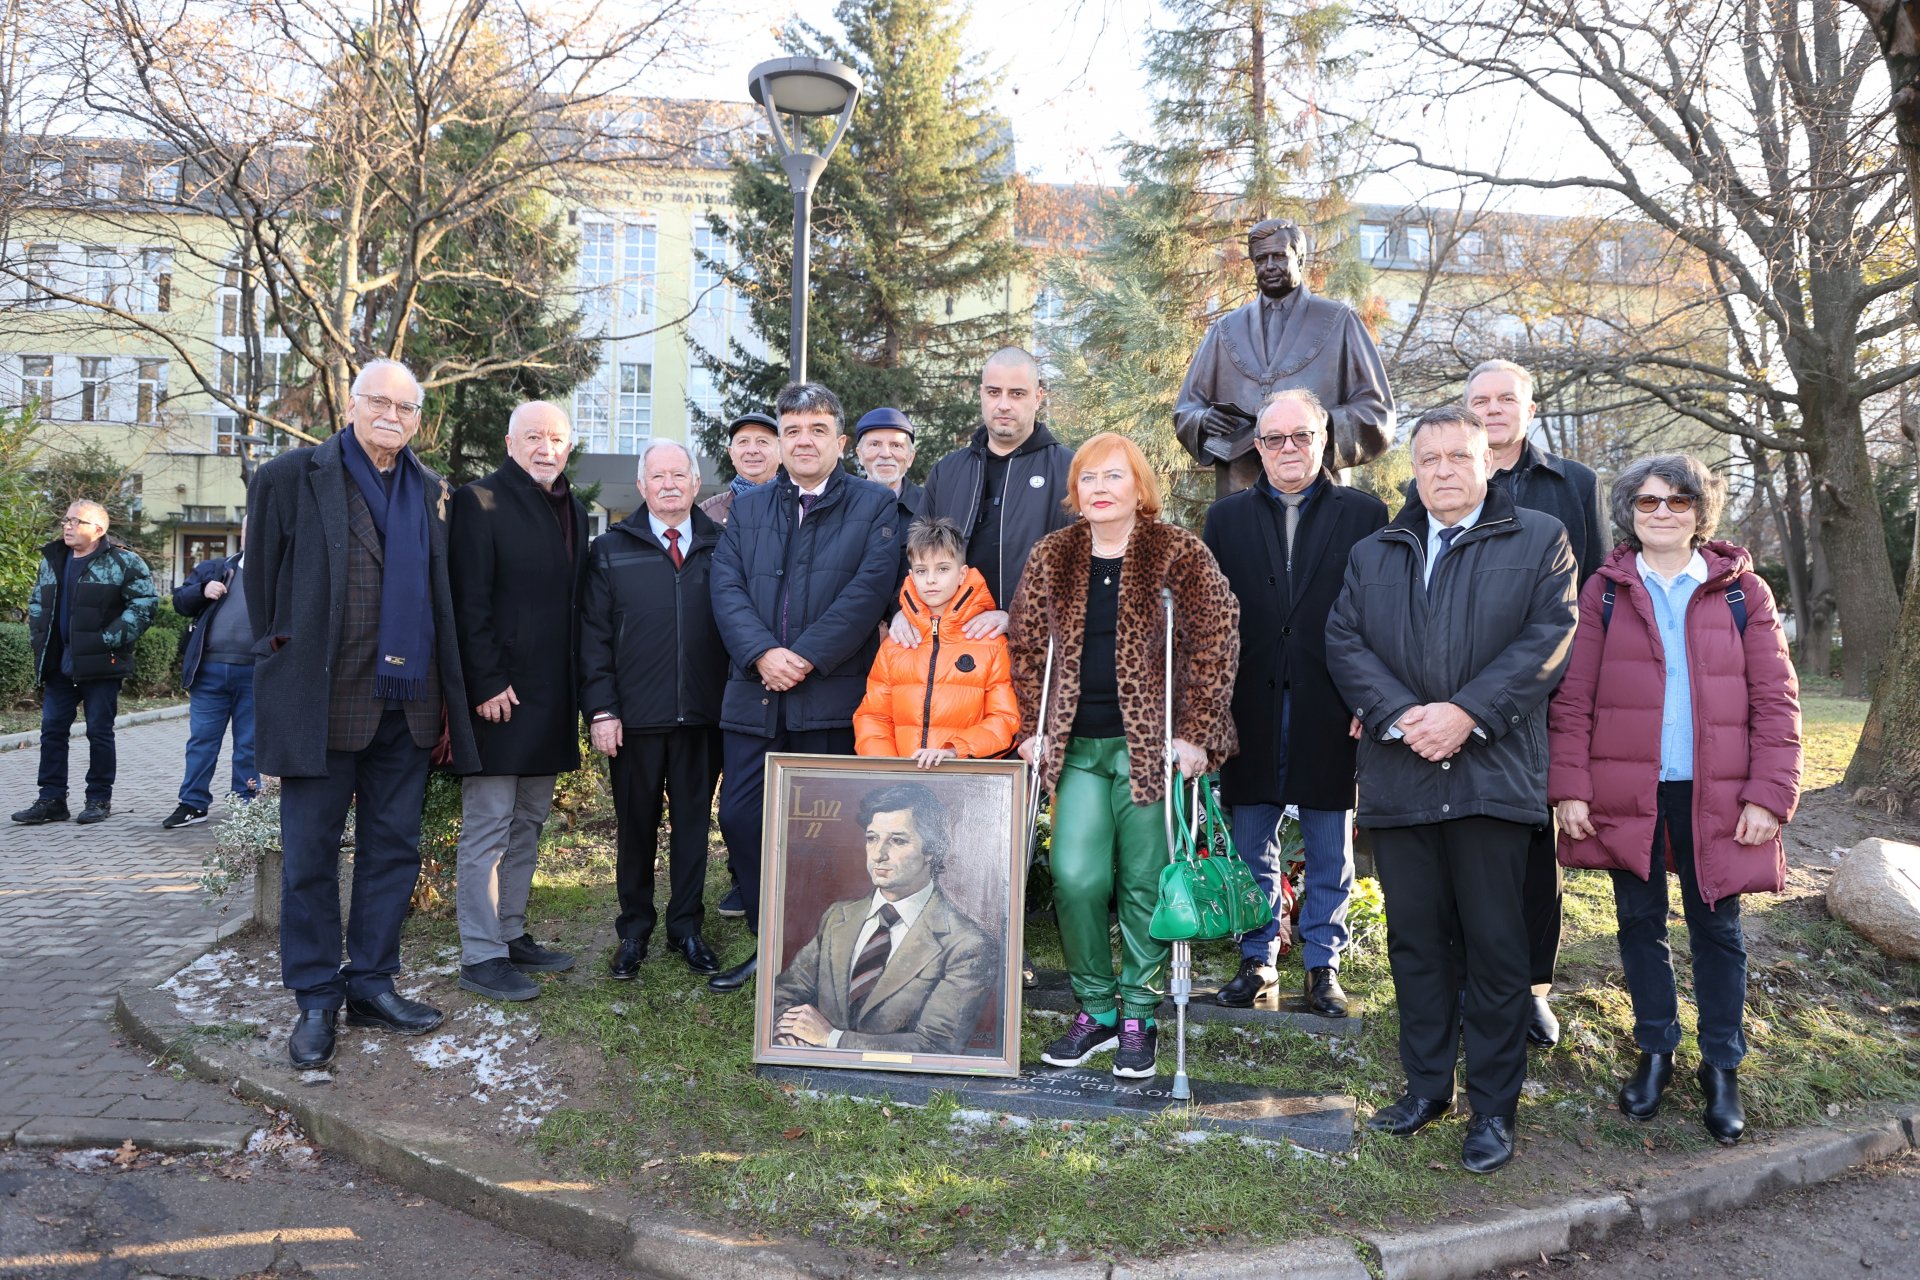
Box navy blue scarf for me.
[340,428,434,701]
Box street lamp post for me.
[747,56,863,385]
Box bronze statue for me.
[1174,219,1395,496]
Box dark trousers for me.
[1611,780,1748,1069]
[279,709,431,1011]
[37,673,122,804]
[1373,816,1532,1120]
[611,725,717,944]
[1523,818,1564,989]
[717,724,854,932]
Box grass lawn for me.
[486,689,1917,1264]
[1799,673,1868,790]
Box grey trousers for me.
[456,774,556,964]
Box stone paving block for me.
[13,1114,256,1153]
[96,1096,201,1122]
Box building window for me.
[214,415,241,455]
[686,363,722,421]
[20,356,54,417]
[138,248,172,313]
[78,357,110,421]
[29,157,62,195]
[136,359,167,424]
[146,163,180,202]
[1359,223,1390,263]
[579,222,616,321]
[616,363,652,453]
[89,161,123,201]
[573,372,610,451]
[85,246,129,307]
[220,266,241,336]
[1598,238,1623,276]
[692,226,729,319]
[621,224,656,318]
[1405,225,1432,264]
[1456,231,1485,263]
[25,243,59,307]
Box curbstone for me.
[0,701,189,753]
[1364,1195,1633,1280]
[1110,1236,1371,1279]
[621,1215,869,1279]
[1629,1122,1912,1232]
[13,1114,255,1153]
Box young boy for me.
[855,517,1020,767]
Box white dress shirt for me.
[826,878,936,1047]
[1424,500,1484,587]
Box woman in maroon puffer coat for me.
[1548,453,1801,1146]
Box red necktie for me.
[665,526,683,569]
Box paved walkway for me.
[0,715,260,1150]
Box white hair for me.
[67,499,110,529]
[508,400,571,436]
[351,358,424,403]
[635,437,701,487]
[1465,358,1534,406]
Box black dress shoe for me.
[1697,1063,1745,1145]
[607,937,647,980]
[707,954,757,993]
[1617,1050,1674,1121]
[344,990,444,1035]
[1216,956,1278,1008]
[1022,950,1037,990]
[288,1009,338,1069]
[1304,966,1349,1018]
[1461,1113,1515,1174]
[1526,994,1560,1047]
[672,934,720,974]
[1366,1092,1453,1136]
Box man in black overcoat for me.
[1202,389,1387,1017]
[246,358,480,1070]
[447,401,590,1003]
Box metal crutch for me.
[1161,586,1193,1102]
[1024,637,1055,850]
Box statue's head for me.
[1247,219,1304,299]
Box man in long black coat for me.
[447,401,590,1003]
[246,358,480,1070]
[1202,390,1387,1018]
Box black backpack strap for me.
[1600,584,1615,632]
[1726,584,1748,636]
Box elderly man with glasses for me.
[245,358,480,1071]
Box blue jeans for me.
[37,673,122,804]
[1610,780,1748,1069]
[179,661,258,810]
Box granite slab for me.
[1025,968,1362,1036]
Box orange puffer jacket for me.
[854,568,1021,758]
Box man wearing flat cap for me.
[1175,218,1396,497]
[701,411,782,528]
[854,407,924,521]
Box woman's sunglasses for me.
[1632,493,1695,514]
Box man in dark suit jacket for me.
[1202,389,1388,1018]
[246,358,480,1071]
[447,401,590,1004]
[1466,359,1608,1049]
[772,783,996,1055]
[708,382,901,993]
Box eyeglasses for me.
[1632,493,1695,514]
[1255,430,1318,453]
[59,517,100,527]
[354,392,423,420]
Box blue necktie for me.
[1429,525,1463,595]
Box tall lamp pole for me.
[748,56,862,384]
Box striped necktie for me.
[847,903,901,1017]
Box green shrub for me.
[0,622,34,700]
[131,625,181,695]
[148,598,190,636]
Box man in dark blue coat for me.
[164,537,258,829]
[707,382,901,993]
[1466,358,1607,1050]
[1202,390,1387,1018]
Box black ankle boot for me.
[1697,1063,1745,1145]
[1617,1050,1674,1121]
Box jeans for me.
[1610,780,1748,1069]
[37,673,122,804]
[1051,736,1170,1021]
[179,661,258,811]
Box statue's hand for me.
[1202,408,1243,437]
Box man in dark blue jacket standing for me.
[164,536,259,828]
[707,382,901,993]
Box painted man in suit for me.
[772,782,996,1055]
[1202,389,1388,1017]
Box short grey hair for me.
[66,499,110,530]
[350,357,424,404]
[1406,404,1485,449]
[508,400,570,435]
[635,437,701,487]
[1464,359,1534,406]
[1609,453,1725,550]
[1259,387,1329,434]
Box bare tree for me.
[1362,0,1917,694]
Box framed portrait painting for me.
[753,755,1029,1078]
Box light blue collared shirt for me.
[648,512,692,548]
[1424,500,1484,587]
[1638,550,1708,781]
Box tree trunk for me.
[1807,397,1901,693]
[1846,575,1920,802]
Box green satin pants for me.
[1050,736,1170,1020]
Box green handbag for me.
[1150,776,1274,942]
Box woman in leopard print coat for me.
[1008,432,1240,1080]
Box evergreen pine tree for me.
[695,0,1030,474]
